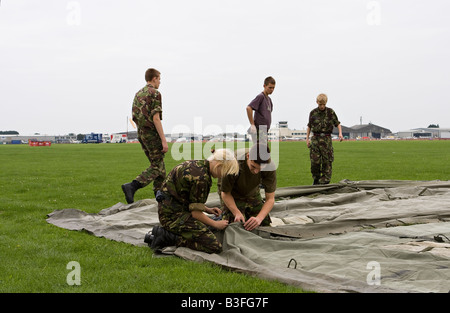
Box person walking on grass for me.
[122,68,168,204]
[306,93,343,185]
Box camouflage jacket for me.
[132,84,162,131]
[307,107,340,134]
[161,160,212,212]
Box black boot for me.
[121,180,142,204]
[144,225,179,250]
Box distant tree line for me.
[0,130,19,135]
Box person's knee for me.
[205,242,222,254]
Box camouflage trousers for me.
[158,196,222,254]
[136,130,166,193]
[310,135,334,184]
[221,195,272,226]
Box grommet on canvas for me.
[287,258,297,269]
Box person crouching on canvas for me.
[145,149,239,254]
[218,143,277,231]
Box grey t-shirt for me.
[248,92,273,130]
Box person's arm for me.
[243,192,275,231]
[153,113,169,153]
[191,210,229,230]
[221,191,245,223]
[188,173,229,230]
[337,124,344,142]
[246,106,256,134]
[306,126,311,148]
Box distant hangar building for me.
[268,121,392,140]
[269,121,393,140]
[333,123,392,139]
[396,128,450,139]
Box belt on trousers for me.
[313,133,331,137]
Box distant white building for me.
[396,128,450,139]
[269,121,307,141]
[168,133,203,142]
[0,134,56,144]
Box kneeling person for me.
[219,144,277,231]
[149,149,239,254]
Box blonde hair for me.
[316,93,328,105]
[207,149,239,177]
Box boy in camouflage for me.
[218,144,277,231]
[149,149,239,254]
[122,68,169,204]
[306,94,343,185]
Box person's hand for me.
[214,219,229,230]
[206,207,222,217]
[249,124,257,134]
[306,138,311,148]
[162,142,169,153]
[339,134,344,142]
[234,212,246,223]
[244,216,262,231]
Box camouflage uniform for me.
[158,160,222,254]
[218,149,276,225]
[132,84,166,194]
[307,107,340,184]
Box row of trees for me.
[0,131,85,140]
[0,131,19,135]
[1,124,439,140]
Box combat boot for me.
[121,180,142,204]
[145,225,179,250]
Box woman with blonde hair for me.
[146,149,239,254]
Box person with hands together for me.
[218,144,277,232]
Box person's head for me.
[316,93,328,111]
[246,144,271,175]
[145,68,161,88]
[263,76,276,96]
[207,149,239,178]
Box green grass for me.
[0,140,449,292]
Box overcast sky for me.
[1,0,449,136]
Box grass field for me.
[0,140,449,292]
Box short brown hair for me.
[264,76,276,86]
[145,68,161,82]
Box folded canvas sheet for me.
[177,222,450,293]
[47,180,450,293]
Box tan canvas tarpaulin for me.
[47,180,450,293]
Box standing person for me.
[122,68,169,204]
[306,93,343,185]
[218,144,277,231]
[146,149,239,254]
[246,76,276,144]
